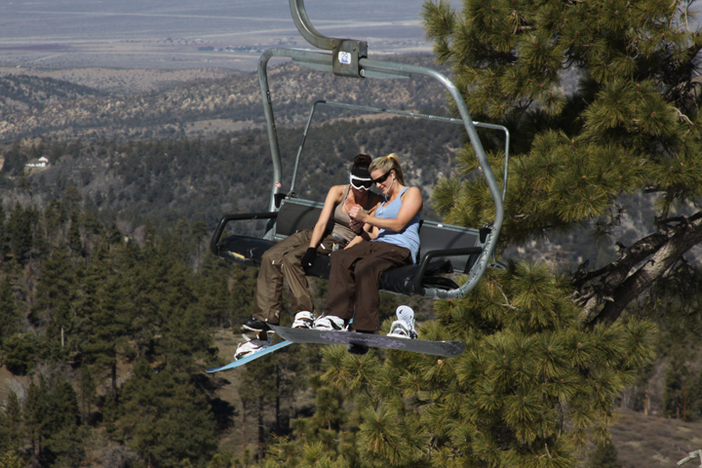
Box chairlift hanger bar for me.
[256,0,505,299]
[289,0,368,77]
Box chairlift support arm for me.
[289,0,367,77]
[289,100,510,204]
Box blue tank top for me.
[374,187,420,263]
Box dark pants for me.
[253,229,340,324]
[326,241,412,332]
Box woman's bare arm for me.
[349,187,422,232]
[308,185,345,248]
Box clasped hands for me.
[348,205,367,233]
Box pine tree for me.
[191,220,208,271]
[0,392,24,454]
[27,205,47,259]
[1,139,25,176]
[0,450,25,468]
[116,359,218,468]
[229,265,258,326]
[67,216,82,255]
[76,259,130,400]
[0,203,8,260]
[6,203,32,262]
[196,255,235,327]
[23,379,47,461]
[239,355,283,462]
[30,245,76,360]
[589,441,623,468]
[62,185,82,214]
[107,222,123,247]
[261,265,655,467]
[43,199,68,248]
[41,380,86,467]
[0,276,20,348]
[422,0,702,324]
[662,354,690,420]
[2,333,37,376]
[78,366,97,424]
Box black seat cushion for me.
[217,235,276,267]
[378,258,456,295]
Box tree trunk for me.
[275,364,281,434]
[258,396,265,460]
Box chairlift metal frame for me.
[288,100,510,203]
[211,0,507,301]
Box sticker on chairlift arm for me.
[338,51,352,65]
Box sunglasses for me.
[350,174,373,190]
[372,170,392,184]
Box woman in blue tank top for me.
[315,154,423,354]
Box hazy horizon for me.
[0,0,463,71]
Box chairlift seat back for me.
[212,197,488,297]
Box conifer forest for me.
[4,1,702,467]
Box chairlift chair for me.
[210,0,508,300]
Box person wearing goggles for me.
[349,169,373,191]
[237,154,384,358]
[314,153,423,355]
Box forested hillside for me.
[0,54,469,468]
[0,199,341,468]
[0,115,464,237]
[0,75,106,115]
[0,185,699,468]
[1,36,702,468]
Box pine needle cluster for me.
[423,0,702,250]
[259,264,655,468]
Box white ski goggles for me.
[349,171,373,190]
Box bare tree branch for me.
[573,212,702,324]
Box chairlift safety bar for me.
[289,100,510,204]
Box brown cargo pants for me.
[325,240,411,332]
[253,229,341,324]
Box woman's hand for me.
[301,247,317,273]
[348,204,367,222]
[349,217,364,233]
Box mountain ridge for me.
[0,53,451,143]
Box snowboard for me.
[205,340,293,373]
[269,325,465,357]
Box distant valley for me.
[0,0,463,71]
[0,53,467,236]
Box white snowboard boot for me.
[388,305,418,339]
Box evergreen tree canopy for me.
[261,265,655,468]
[588,441,622,468]
[0,392,23,455]
[422,0,702,324]
[116,359,218,468]
[0,276,20,347]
